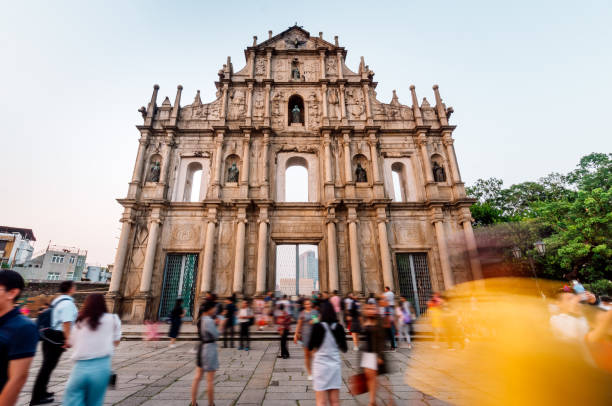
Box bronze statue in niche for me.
[355,163,367,182]
[432,161,446,182]
[227,163,239,182]
[291,105,301,123]
[148,161,161,182]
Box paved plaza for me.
[16,340,457,406]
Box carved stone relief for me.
[325,56,337,75]
[328,88,340,120]
[274,59,288,81]
[255,58,266,76]
[307,92,320,128]
[271,91,284,127]
[345,88,366,120]
[253,90,265,118]
[228,89,246,120]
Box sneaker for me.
[169,344,176,349]
[245,347,249,351]
[30,397,54,405]
[353,346,359,352]
[307,375,313,380]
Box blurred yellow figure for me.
[405,278,612,405]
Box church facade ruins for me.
[106,26,482,322]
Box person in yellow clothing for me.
[427,292,443,348]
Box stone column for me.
[342,133,352,183]
[264,82,271,126]
[326,208,339,292]
[246,82,254,125]
[241,132,251,191]
[265,50,272,80]
[368,132,381,183]
[443,133,462,183]
[200,208,218,293]
[261,131,270,197]
[321,83,328,122]
[128,133,150,198]
[220,84,229,121]
[362,83,372,121]
[336,51,343,79]
[347,207,362,293]
[339,84,347,121]
[432,212,454,290]
[255,206,269,294]
[211,131,224,197]
[376,208,394,290]
[159,131,174,185]
[461,211,483,280]
[418,133,434,184]
[323,133,333,184]
[319,50,326,79]
[232,208,248,293]
[109,214,133,293]
[139,217,162,293]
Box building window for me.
[184,162,203,202]
[47,272,60,280]
[77,258,84,266]
[51,255,65,264]
[285,157,309,202]
[391,162,407,202]
[69,256,75,264]
[66,272,74,280]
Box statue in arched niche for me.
[148,161,161,182]
[355,163,367,183]
[432,161,446,182]
[291,105,301,124]
[291,59,300,79]
[227,163,239,183]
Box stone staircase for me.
[121,321,433,341]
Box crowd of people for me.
[188,288,417,406]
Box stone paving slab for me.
[15,340,461,405]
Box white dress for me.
[312,322,342,391]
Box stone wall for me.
[19,281,109,316]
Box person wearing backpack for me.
[0,270,38,406]
[308,301,347,406]
[31,281,77,405]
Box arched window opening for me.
[285,157,308,202]
[391,162,406,202]
[184,162,203,202]
[431,154,446,183]
[288,94,304,125]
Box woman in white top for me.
[308,301,347,406]
[63,293,121,406]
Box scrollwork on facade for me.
[345,88,366,120]
[228,89,246,120]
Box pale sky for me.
[1,1,611,265]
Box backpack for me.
[38,297,71,343]
[402,308,412,324]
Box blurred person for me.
[360,303,387,406]
[276,303,291,359]
[237,299,254,351]
[427,292,443,348]
[329,290,342,321]
[378,296,396,351]
[383,286,395,308]
[367,292,377,305]
[294,298,319,379]
[253,296,266,330]
[32,280,78,405]
[549,291,589,342]
[396,297,413,349]
[143,320,160,341]
[308,301,347,406]
[222,294,237,348]
[191,300,226,406]
[347,293,362,351]
[168,298,185,348]
[0,270,38,406]
[62,294,121,406]
[585,307,612,373]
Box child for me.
[238,299,254,351]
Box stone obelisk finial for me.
[410,85,423,126]
[145,84,159,126]
[433,85,448,126]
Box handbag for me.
[349,372,368,395]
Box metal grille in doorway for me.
[158,253,198,320]
[396,253,432,317]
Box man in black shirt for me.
[0,270,38,406]
[222,294,237,348]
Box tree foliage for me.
[467,153,612,282]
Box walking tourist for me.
[31,280,78,405]
[276,303,291,359]
[0,270,38,406]
[396,297,413,349]
[329,290,342,321]
[237,299,254,351]
[191,301,225,406]
[222,294,237,348]
[383,286,395,308]
[427,292,443,348]
[347,292,362,351]
[254,296,266,330]
[62,293,121,406]
[361,303,387,406]
[379,296,396,351]
[294,298,319,379]
[308,301,347,406]
[168,298,185,348]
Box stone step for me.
[121,330,433,341]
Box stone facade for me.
[107,25,482,322]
